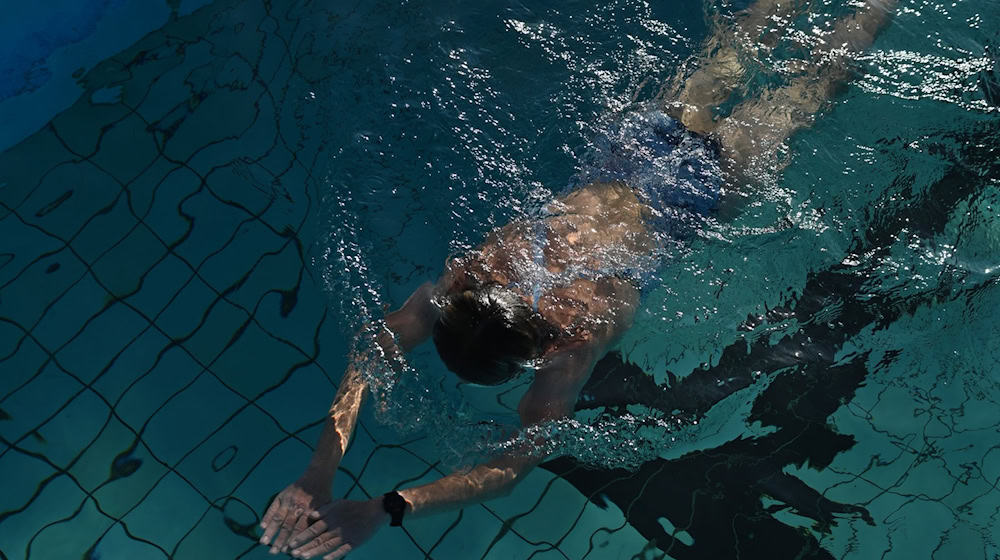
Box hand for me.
[259,478,332,554]
[288,498,389,559]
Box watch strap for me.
[382,491,407,527]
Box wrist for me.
[297,467,333,493]
[380,491,410,527]
[303,454,340,477]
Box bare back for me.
[447,181,651,352]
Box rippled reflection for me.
[312,0,998,470]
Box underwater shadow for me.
[540,124,1000,559]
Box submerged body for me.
[258,2,899,558]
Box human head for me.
[432,284,550,385]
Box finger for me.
[260,498,281,529]
[309,502,334,520]
[259,501,287,545]
[269,506,301,554]
[323,543,353,560]
[295,534,342,559]
[272,507,306,552]
[288,511,311,549]
[288,520,327,550]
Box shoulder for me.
[517,344,600,425]
[543,276,640,346]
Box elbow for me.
[489,463,534,499]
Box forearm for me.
[397,454,538,517]
[303,311,424,482]
[302,364,367,482]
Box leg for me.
[713,0,899,181]
[662,0,812,135]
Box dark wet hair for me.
[433,284,552,385]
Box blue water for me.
[1,0,999,559]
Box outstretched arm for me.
[286,346,599,560]
[258,282,438,554]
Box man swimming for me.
[259,1,897,557]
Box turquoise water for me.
[1,0,998,559]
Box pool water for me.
[1,0,998,559]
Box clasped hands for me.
[259,477,388,559]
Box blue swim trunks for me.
[570,108,723,239]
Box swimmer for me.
[258,1,897,557]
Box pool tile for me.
[0,318,25,360]
[173,499,259,560]
[477,528,547,559]
[126,157,184,219]
[173,189,250,267]
[134,49,204,125]
[32,272,112,352]
[19,161,121,240]
[344,524,428,560]
[357,445,439,498]
[0,247,87,331]
[28,496,114,560]
[176,405,284,501]
[126,253,193,319]
[91,223,168,298]
[422,506,499,559]
[90,439,169,520]
[256,146,296,191]
[0,130,74,213]
[255,362,335,434]
[90,113,161,185]
[142,372,245,466]
[203,163,276,220]
[186,87,277,176]
[141,166,203,247]
[258,161,311,234]
[162,86,262,166]
[233,437,315,522]
[68,415,140,491]
[154,275,217,341]
[881,499,957,559]
[49,97,130,158]
[20,389,110,469]
[0,212,64,287]
[253,26,290,85]
[210,322,306,400]
[91,327,170,404]
[0,335,49,400]
[94,523,169,560]
[252,282,331,365]
[559,500,648,560]
[69,193,139,265]
[0,361,82,444]
[115,344,203,430]
[182,297,250,366]
[510,473,589,544]
[0,474,86,559]
[0,449,57,521]
[198,219,286,294]
[122,471,211,552]
[55,302,149,384]
[224,241,300,315]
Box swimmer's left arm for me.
[285,346,597,559]
[258,282,438,555]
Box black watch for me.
[382,491,407,527]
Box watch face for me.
[383,492,407,526]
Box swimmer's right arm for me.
[258,282,438,554]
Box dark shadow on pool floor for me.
[541,123,999,559]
